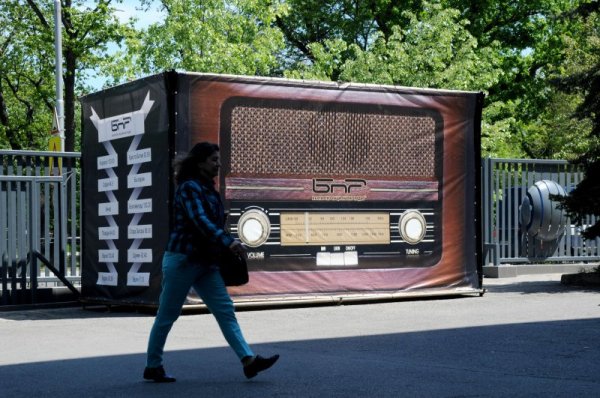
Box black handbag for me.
[219,250,249,286]
[190,180,248,286]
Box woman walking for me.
[144,142,279,383]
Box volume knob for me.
[237,209,271,247]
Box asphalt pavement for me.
[0,273,598,397]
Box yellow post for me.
[48,108,63,175]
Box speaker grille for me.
[229,105,437,178]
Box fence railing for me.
[1,150,81,306]
[481,158,600,265]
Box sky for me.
[110,0,164,26]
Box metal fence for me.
[482,158,600,265]
[1,150,81,305]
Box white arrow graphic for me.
[126,133,153,286]
[90,92,155,287]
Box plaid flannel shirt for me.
[165,178,233,265]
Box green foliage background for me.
[0,0,597,160]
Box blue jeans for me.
[146,251,254,368]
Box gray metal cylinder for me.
[520,180,567,241]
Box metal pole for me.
[54,0,65,151]
[29,180,39,304]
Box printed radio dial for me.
[237,209,271,247]
[399,210,426,244]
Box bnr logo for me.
[312,178,367,194]
[247,252,265,260]
[111,116,132,132]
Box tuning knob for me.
[399,210,426,244]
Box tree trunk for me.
[64,49,76,153]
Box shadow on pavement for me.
[1,318,598,397]
[0,305,153,321]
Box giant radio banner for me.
[80,74,172,303]
[80,72,483,305]
[178,73,484,300]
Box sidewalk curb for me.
[482,263,597,278]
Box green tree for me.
[1,0,596,160]
[286,5,502,91]
[0,2,55,149]
[443,0,593,159]
[553,6,600,239]
[276,0,593,159]
[0,1,132,151]
[102,0,287,83]
[280,2,508,155]
[274,0,390,77]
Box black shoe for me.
[143,366,176,383]
[243,354,280,379]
